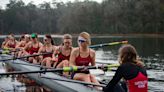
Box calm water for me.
[0,36,164,92]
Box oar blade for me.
[89,40,128,48]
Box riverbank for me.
[69,33,164,38]
[0,33,164,38]
[90,33,164,38]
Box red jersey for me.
[75,48,92,66]
[127,72,148,92]
[28,43,40,54]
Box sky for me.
[0,0,103,9]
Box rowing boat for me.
[0,54,101,92]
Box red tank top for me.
[75,48,92,66]
[29,43,40,54]
[42,46,53,58]
[8,43,16,48]
[127,72,148,92]
[57,47,70,62]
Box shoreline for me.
[0,33,164,38]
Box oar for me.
[0,65,118,75]
[41,76,106,87]
[148,78,164,82]
[12,62,41,67]
[0,52,53,61]
[89,40,128,48]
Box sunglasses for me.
[45,39,50,41]
[78,40,86,43]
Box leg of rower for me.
[41,58,46,66]
[38,56,43,64]
[63,60,69,76]
[33,58,38,64]
[90,74,102,90]
[56,60,69,68]
[56,61,64,68]
[45,57,53,68]
[90,74,100,84]
[28,57,33,63]
[17,51,22,57]
[73,73,91,82]
[56,60,69,76]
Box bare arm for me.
[39,42,43,48]
[3,41,11,50]
[38,46,44,54]
[90,49,96,66]
[23,42,31,51]
[52,46,59,59]
[1,42,5,48]
[16,41,23,49]
[69,48,78,66]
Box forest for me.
[0,0,164,34]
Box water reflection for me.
[0,64,51,92]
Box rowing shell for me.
[0,54,101,92]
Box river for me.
[0,35,164,92]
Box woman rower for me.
[69,32,100,87]
[53,34,73,68]
[4,34,17,50]
[24,33,43,63]
[1,36,9,49]
[16,34,31,57]
[103,44,148,92]
[50,34,73,75]
[38,35,56,67]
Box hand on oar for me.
[89,40,128,48]
[0,52,53,61]
[0,64,119,75]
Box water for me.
[0,35,164,91]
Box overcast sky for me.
[0,0,103,9]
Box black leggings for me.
[114,82,127,92]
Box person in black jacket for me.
[103,44,148,92]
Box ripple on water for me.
[148,82,164,92]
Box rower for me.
[16,34,31,57]
[1,35,9,48]
[4,34,17,51]
[38,34,56,67]
[69,32,100,88]
[51,34,73,75]
[103,44,148,92]
[24,33,43,63]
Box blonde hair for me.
[79,32,91,45]
[63,34,72,39]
